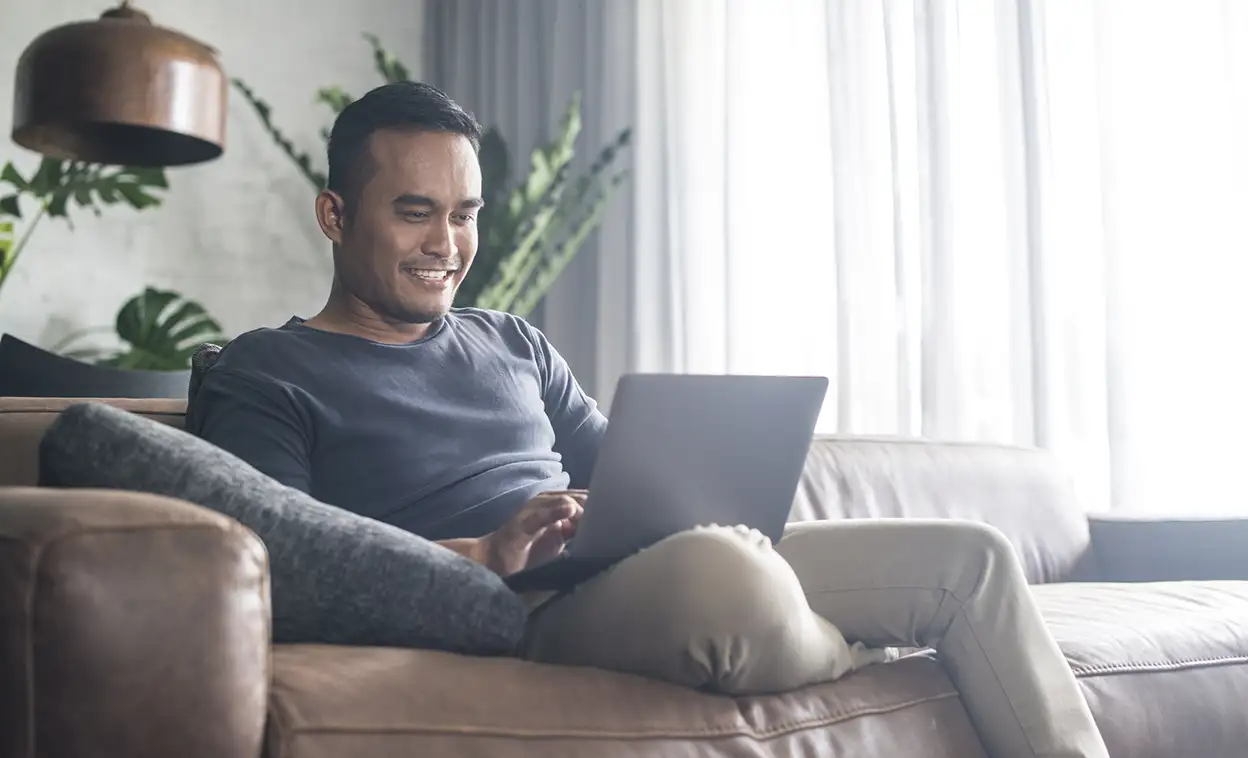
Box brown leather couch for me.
[2,397,1247,758]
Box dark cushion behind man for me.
[189,342,223,403]
[38,402,527,654]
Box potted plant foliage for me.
[0,158,227,392]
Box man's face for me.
[320,129,483,325]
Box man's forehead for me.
[368,129,474,166]
[365,129,480,195]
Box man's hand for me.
[481,490,586,576]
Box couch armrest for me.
[0,487,269,758]
[1086,514,1248,582]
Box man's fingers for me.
[544,488,588,503]
[520,495,582,534]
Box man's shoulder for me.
[447,308,543,349]
[186,324,315,431]
[203,321,342,394]
[448,307,530,332]
[213,323,305,370]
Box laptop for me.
[504,373,828,594]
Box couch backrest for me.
[0,398,186,487]
[0,399,1090,584]
[791,437,1090,584]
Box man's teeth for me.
[411,270,451,281]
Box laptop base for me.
[503,554,619,594]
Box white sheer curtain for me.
[428,0,1248,514]
[631,0,1112,511]
[629,0,1248,514]
[1047,0,1248,515]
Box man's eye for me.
[401,211,429,221]
[454,214,476,223]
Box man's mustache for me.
[401,256,465,271]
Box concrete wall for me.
[0,0,424,349]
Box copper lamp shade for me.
[11,3,226,167]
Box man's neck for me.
[304,292,436,345]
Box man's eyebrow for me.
[391,194,485,210]
[392,193,436,207]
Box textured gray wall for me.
[0,0,425,349]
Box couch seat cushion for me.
[1033,581,1248,758]
[266,645,988,758]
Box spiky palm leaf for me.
[0,221,11,267]
[0,157,170,297]
[1,158,166,221]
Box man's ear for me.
[315,189,347,244]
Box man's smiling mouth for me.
[402,266,458,282]
[401,268,461,289]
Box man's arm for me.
[190,368,499,567]
[526,325,608,488]
[188,367,314,492]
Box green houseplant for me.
[0,158,166,295]
[51,287,228,370]
[232,34,631,319]
[0,157,227,369]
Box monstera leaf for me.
[58,288,228,371]
[107,288,227,370]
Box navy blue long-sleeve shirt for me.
[186,309,607,540]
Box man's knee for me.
[622,526,826,689]
[645,525,807,627]
[936,520,1022,578]
[525,525,861,694]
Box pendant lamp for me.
[11,1,226,167]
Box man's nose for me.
[421,216,456,259]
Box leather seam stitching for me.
[27,540,39,758]
[0,534,43,758]
[273,691,959,741]
[10,534,40,758]
[0,534,42,758]
[1071,654,1248,677]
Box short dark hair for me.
[326,81,482,212]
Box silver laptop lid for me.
[570,374,828,558]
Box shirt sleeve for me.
[186,367,315,493]
[525,324,608,490]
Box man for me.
[189,82,1108,758]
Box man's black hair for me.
[326,81,482,212]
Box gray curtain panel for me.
[424,0,637,404]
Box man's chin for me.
[398,298,454,324]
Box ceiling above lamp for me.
[11,1,226,168]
